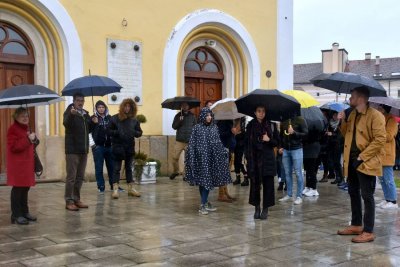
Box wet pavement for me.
[0,176,399,266]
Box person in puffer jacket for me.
[108,98,143,199]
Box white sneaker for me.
[304,189,319,197]
[294,197,303,205]
[381,202,399,209]
[302,187,310,195]
[376,200,387,208]
[279,195,292,202]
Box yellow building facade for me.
[0,0,293,180]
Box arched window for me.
[184,47,223,80]
[0,21,34,64]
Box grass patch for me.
[395,178,400,188]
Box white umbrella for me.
[210,98,245,120]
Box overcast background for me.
[293,0,400,64]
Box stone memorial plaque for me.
[107,39,142,105]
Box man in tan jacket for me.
[376,105,398,209]
[337,86,386,243]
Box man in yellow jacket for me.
[337,86,386,243]
[376,105,398,209]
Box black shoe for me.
[11,216,29,225]
[254,206,261,219]
[24,214,37,221]
[260,208,268,220]
[241,179,249,186]
[331,180,339,184]
[233,175,241,185]
[328,174,336,179]
[284,184,287,191]
[277,182,284,191]
[169,173,178,180]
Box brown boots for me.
[218,185,235,202]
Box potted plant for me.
[133,114,160,184]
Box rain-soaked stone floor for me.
[0,174,399,267]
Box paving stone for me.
[77,244,138,260]
[19,252,88,267]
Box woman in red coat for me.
[7,107,38,225]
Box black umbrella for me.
[161,96,200,110]
[301,106,326,132]
[0,84,64,109]
[62,74,122,112]
[310,72,387,97]
[235,89,301,121]
[369,96,400,116]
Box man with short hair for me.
[63,93,91,211]
[337,86,386,243]
[170,102,196,180]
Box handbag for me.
[34,148,43,177]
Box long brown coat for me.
[382,114,398,166]
[340,106,386,177]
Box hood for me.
[118,98,137,121]
[199,107,214,125]
[95,100,109,116]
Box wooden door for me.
[184,47,224,118]
[0,63,34,173]
[184,78,222,117]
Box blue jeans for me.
[282,148,304,198]
[93,146,114,190]
[379,166,398,202]
[199,186,210,205]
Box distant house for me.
[294,43,400,104]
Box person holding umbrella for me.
[278,116,308,205]
[170,102,197,180]
[108,98,143,199]
[337,86,386,243]
[375,104,398,210]
[7,107,38,224]
[63,93,92,211]
[245,105,279,220]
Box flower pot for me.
[135,162,157,184]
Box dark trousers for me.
[199,186,210,205]
[304,158,318,189]
[348,158,376,233]
[93,146,114,190]
[65,154,88,204]
[113,153,134,184]
[11,187,30,218]
[329,144,343,181]
[234,145,247,175]
[316,153,333,175]
[249,175,275,209]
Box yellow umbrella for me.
[282,90,319,108]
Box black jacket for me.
[172,111,196,143]
[108,114,143,154]
[280,116,308,150]
[217,120,235,149]
[89,101,112,147]
[63,104,91,154]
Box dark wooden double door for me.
[184,78,222,117]
[0,63,34,174]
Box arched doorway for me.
[184,47,223,117]
[0,21,35,174]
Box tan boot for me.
[224,185,236,201]
[218,186,232,203]
[128,183,141,197]
[112,183,119,199]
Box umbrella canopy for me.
[61,75,122,96]
[282,90,319,108]
[0,84,64,109]
[210,98,245,120]
[235,89,301,121]
[161,96,200,110]
[369,96,400,116]
[310,72,387,97]
[320,102,349,113]
[301,106,326,132]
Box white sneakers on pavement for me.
[304,189,319,197]
[302,187,310,195]
[381,202,399,209]
[294,197,303,205]
[376,200,387,208]
[279,195,292,202]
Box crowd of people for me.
[5,87,399,243]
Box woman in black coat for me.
[245,105,279,220]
